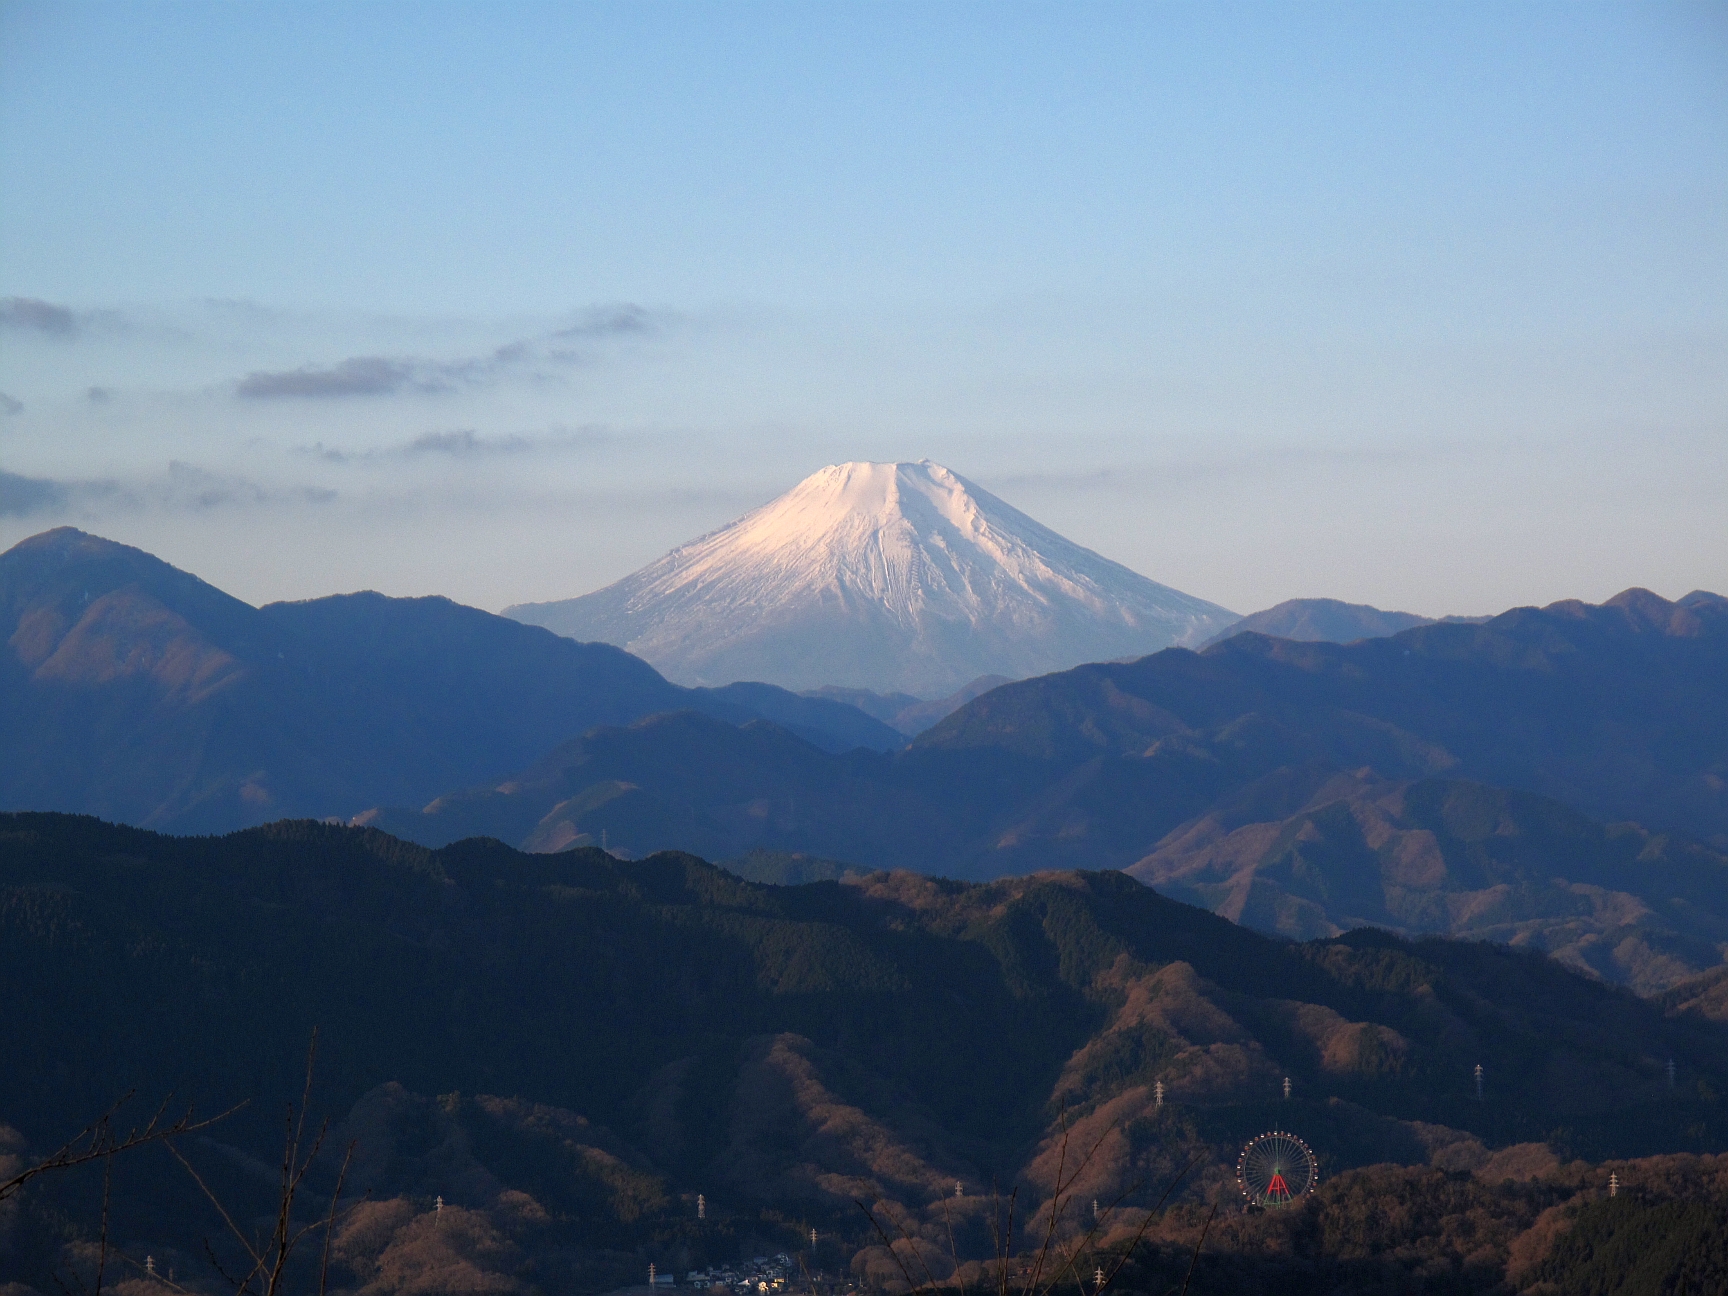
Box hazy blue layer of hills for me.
[0,528,900,834]
[4,812,1727,1294]
[8,525,1728,997]
[916,587,1728,847]
[802,673,1014,736]
[1195,596,1490,649]
[364,587,1728,989]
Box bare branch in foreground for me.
[0,1092,243,1205]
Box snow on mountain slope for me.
[506,461,1238,695]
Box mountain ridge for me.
[1127,773,1728,994]
[5,811,1728,1294]
[0,527,900,834]
[365,586,1728,989]
[1197,597,1436,648]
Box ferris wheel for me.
[1236,1131,1318,1208]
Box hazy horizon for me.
[3,2,1724,618]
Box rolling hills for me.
[1128,775,1728,995]
[914,586,1728,848]
[367,588,1728,988]
[9,525,1728,994]
[3,813,1727,1294]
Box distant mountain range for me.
[366,587,1728,990]
[504,461,1238,695]
[801,673,1013,736]
[1128,774,1728,994]
[4,813,1726,1294]
[0,528,900,833]
[1196,597,1488,649]
[8,524,1728,993]
[809,599,1482,738]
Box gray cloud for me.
[0,463,336,518]
[86,386,114,404]
[553,303,655,338]
[0,471,71,517]
[236,303,661,400]
[401,429,535,457]
[0,392,22,416]
[238,356,422,398]
[156,461,338,510]
[299,426,606,464]
[0,297,77,336]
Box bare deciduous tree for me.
[6,1031,357,1296]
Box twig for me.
[1025,1106,1118,1296]
[316,1141,355,1296]
[269,1034,339,1295]
[165,1139,267,1278]
[1057,1154,1195,1296]
[857,1201,925,1295]
[203,1237,253,1296]
[114,1251,195,1294]
[983,1183,1016,1296]
[93,1152,112,1296]
[0,1093,243,1204]
[1024,1106,1072,1296]
[1176,1203,1215,1296]
[939,1191,968,1296]
[894,1201,946,1293]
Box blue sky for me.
[1,1,1723,621]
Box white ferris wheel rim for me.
[1236,1131,1319,1203]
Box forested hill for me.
[5,811,1728,1292]
[6,812,1727,1176]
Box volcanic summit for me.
[506,460,1237,695]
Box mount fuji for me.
[508,461,1236,695]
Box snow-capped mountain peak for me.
[506,461,1236,695]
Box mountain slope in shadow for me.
[916,587,1728,847]
[6,812,1725,1191]
[1129,774,1728,994]
[0,528,899,833]
[6,812,1728,1293]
